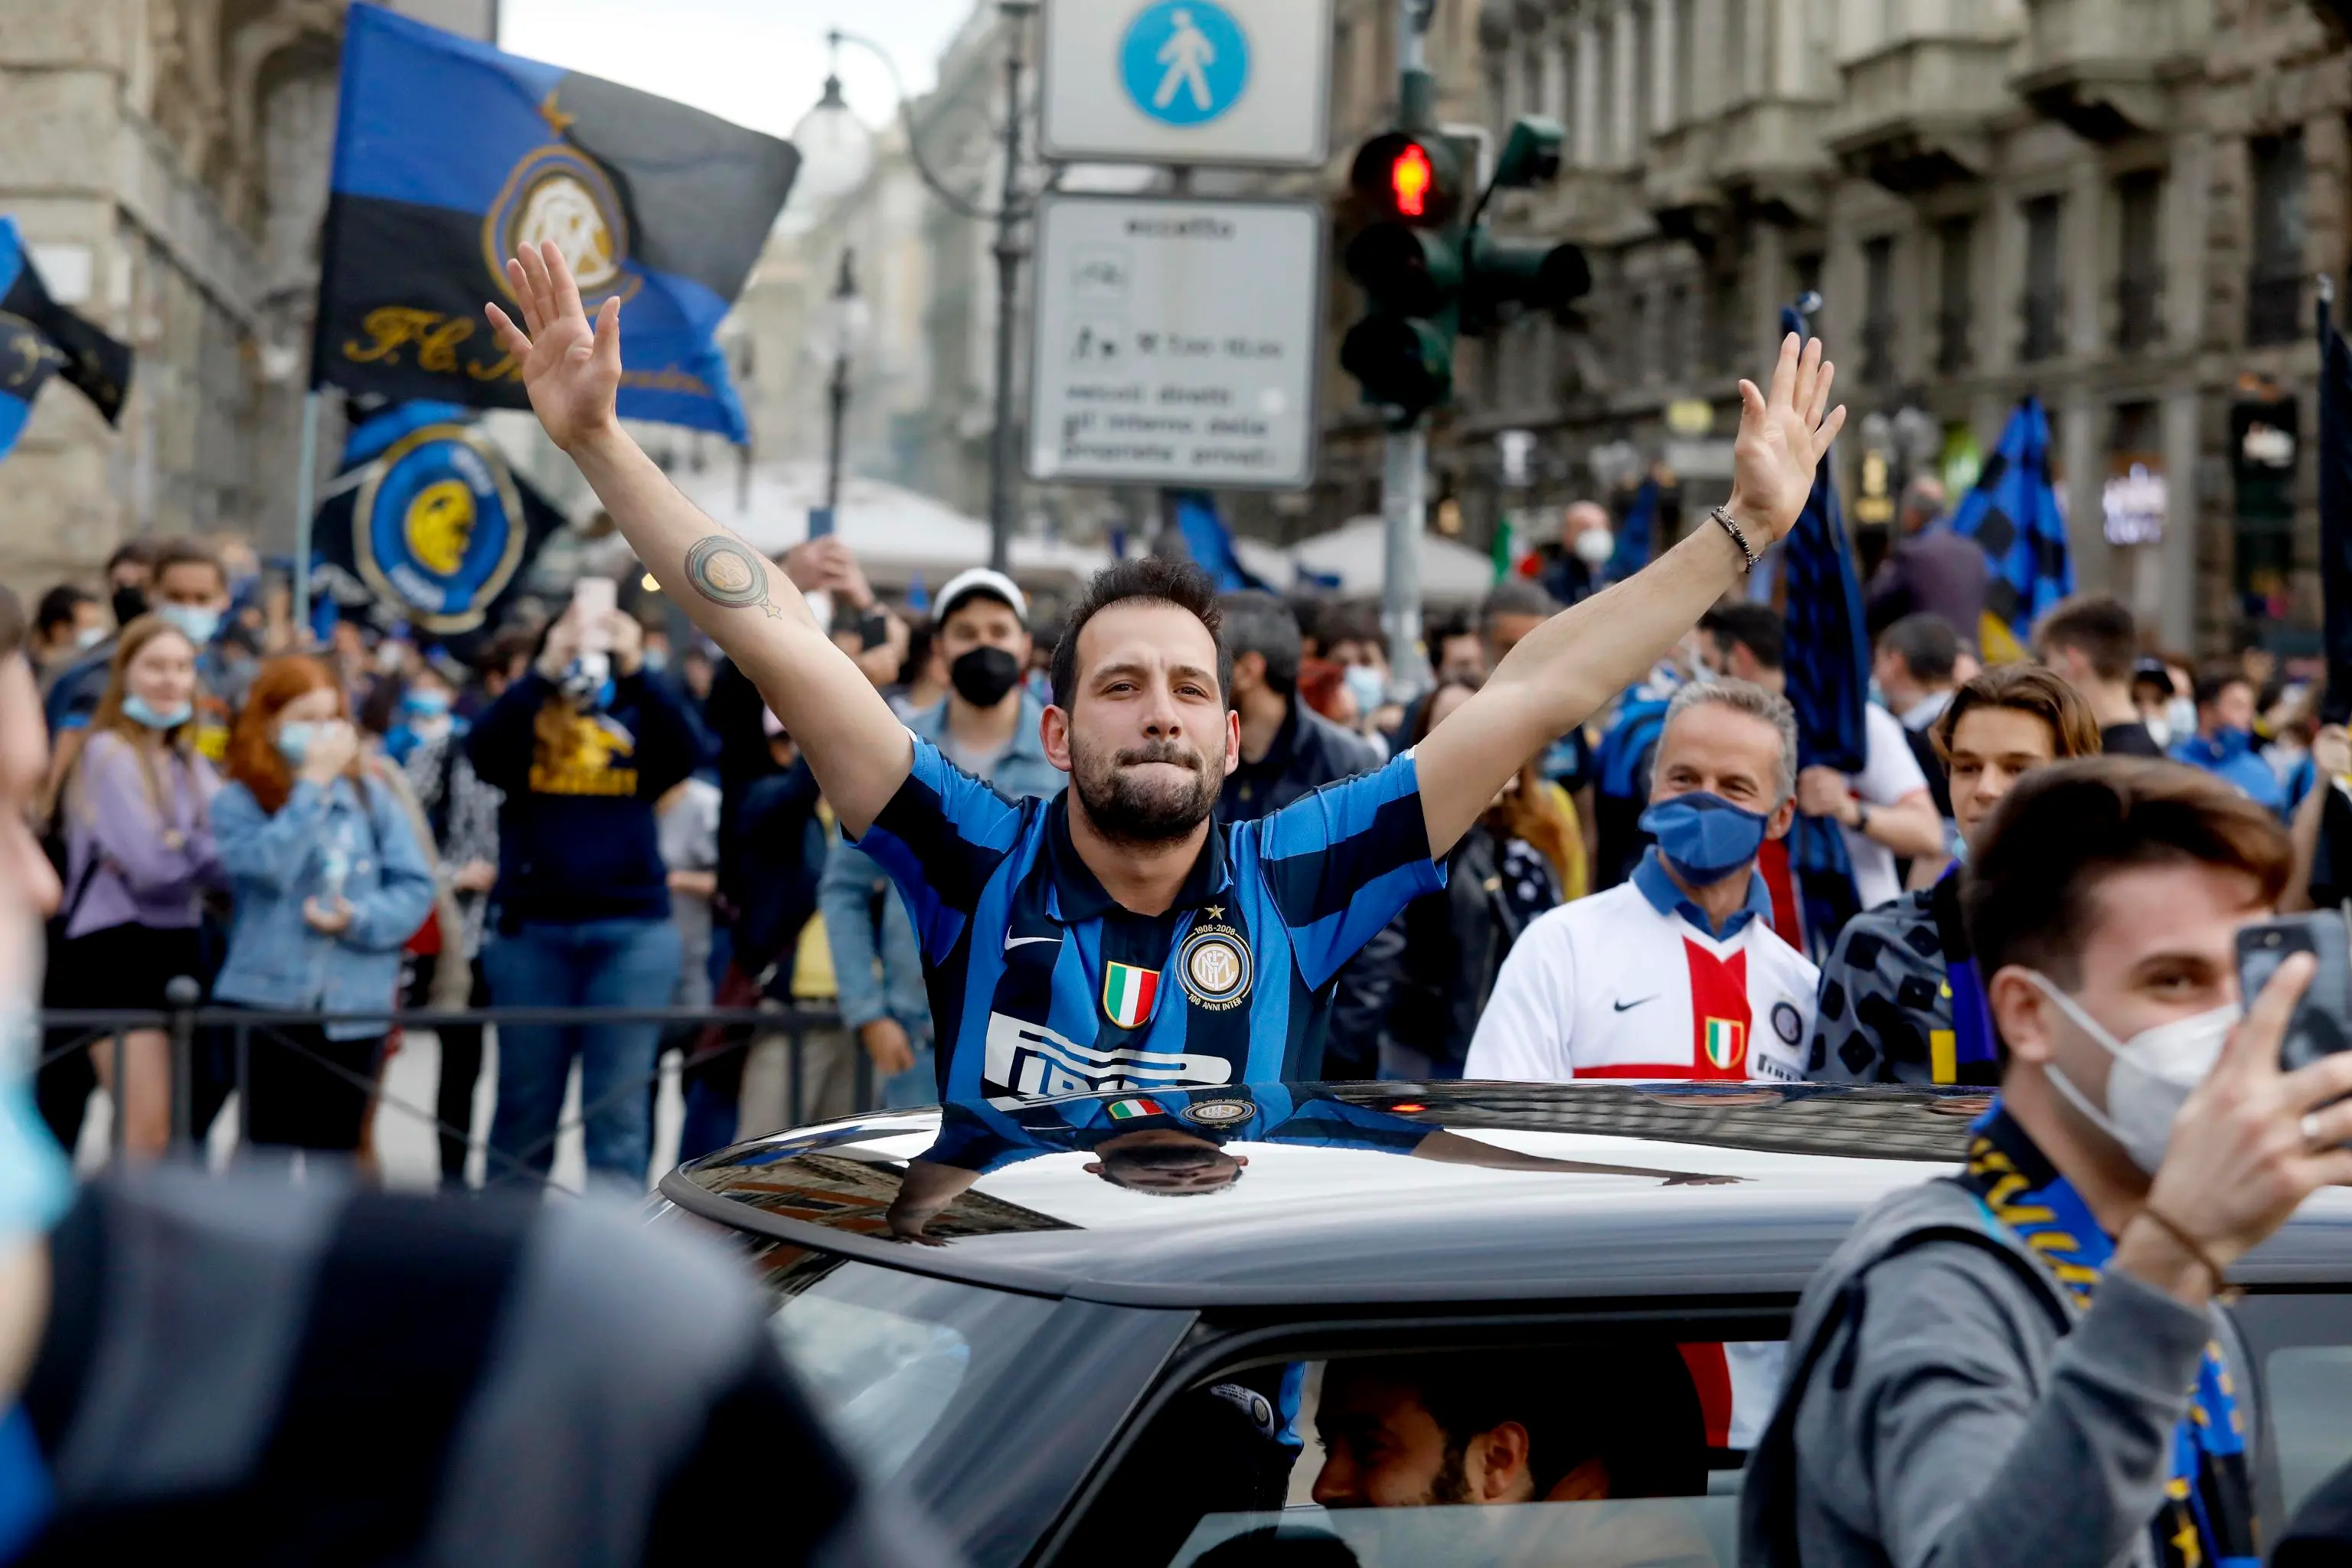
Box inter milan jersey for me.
[853,737,1443,1104]
[920,1084,1436,1173]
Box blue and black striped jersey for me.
[852,736,1445,1104]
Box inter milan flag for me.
[1950,397,2073,662]
[2319,287,2352,726]
[315,4,799,439]
[1778,303,1868,958]
[311,400,566,642]
[1171,490,1274,593]
[0,217,132,459]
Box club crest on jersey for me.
[1178,925,1253,1011]
[1704,1017,1746,1071]
[1180,1097,1255,1127]
[1102,961,1162,1029]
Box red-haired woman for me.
[210,657,433,1154]
[47,615,224,1154]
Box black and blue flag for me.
[1779,302,1867,957]
[0,217,132,459]
[315,3,798,439]
[1172,490,1275,593]
[311,400,566,642]
[1950,397,2073,662]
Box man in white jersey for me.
[1465,681,1817,1082]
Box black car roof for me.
[662,1081,2352,1308]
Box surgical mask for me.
[121,694,191,730]
[2166,697,2198,743]
[1640,791,1770,884]
[1343,665,1387,717]
[949,645,1024,708]
[642,646,669,674]
[109,585,146,629]
[155,603,221,646]
[403,688,452,718]
[276,720,318,766]
[1574,528,1617,567]
[2025,972,2236,1174]
[71,625,104,652]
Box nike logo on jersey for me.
[1004,935,1063,952]
[1612,995,1658,1012]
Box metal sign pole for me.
[292,390,321,648]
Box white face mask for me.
[2025,971,2236,1174]
[2165,697,2199,744]
[1574,528,1617,566]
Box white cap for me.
[933,567,1028,628]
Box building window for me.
[2115,172,2163,354]
[1596,21,1618,162]
[1523,36,1547,119]
[1664,281,1690,381]
[2246,132,2306,347]
[1725,0,1746,100]
[1861,237,1896,385]
[1627,290,1650,383]
[1936,217,1974,375]
[1711,266,1745,371]
[2021,194,2064,363]
[1674,0,1697,125]
[1634,2,1656,142]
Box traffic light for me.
[1340,132,1467,423]
[1339,115,1587,423]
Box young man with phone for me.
[1744,756,2352,1568]
[483,240,1845,1103]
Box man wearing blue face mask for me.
[1465,680,1816,1083]
[2169,665,2287,817]
[1743,756,2352,1568]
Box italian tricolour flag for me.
[1102,961,1161,1029]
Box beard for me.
[1420,1445,1475,1506]
[1071,733,1220,846]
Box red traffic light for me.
[1350,132,1461,227]
[1391,144,1434,218]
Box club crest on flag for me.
[483,114,642,310]
[352,420,528,635]
[1102,961,1162,1030]
[1704,1018,1746,1072]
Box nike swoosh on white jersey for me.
[1004,935,1063,950]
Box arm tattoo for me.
[683,536,780,619]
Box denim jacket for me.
[818,694,1062,1037]
[211,771,436,1040]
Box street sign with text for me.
[1040,0,1332,168]
[1028,194,1322,490]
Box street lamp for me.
[818,248,871,521]
[817,3,1037,573]
[785,55,877,231]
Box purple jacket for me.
[61,730,224,940]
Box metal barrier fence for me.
[37,979,873,1190]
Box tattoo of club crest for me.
[683,536,779,618]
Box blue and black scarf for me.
[1958,1106,2258,1568]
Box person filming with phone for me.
[1744,756,2352,1568]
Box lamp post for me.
[822,248,867,520]
[813,5,1037,573]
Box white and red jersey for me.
[1463,866,1818,1083]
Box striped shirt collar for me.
[1044,792,1234,923]
[1631,847,1772,942]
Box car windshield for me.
[768,1258,1062,1483]
[1170,1499,1737,1566]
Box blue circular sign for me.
[1119,1,1250,127]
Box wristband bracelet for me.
[1710,504,1761,573]
[2138,1204,2230,1289]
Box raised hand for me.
[485,240,621,454]
[1731,333,1847,544]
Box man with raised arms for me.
[484,242,1845,1104]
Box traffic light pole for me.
[1380,0,1437,700]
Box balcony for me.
[2011,0,2207,142]
[1643,122,1733,251]
[1712,99,1838,225]
[1827,35,2017,193]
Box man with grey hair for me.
[1465,679,1818,1083]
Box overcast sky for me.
[498,0,978,140]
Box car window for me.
[2268,1346,2352,1520]
[1169,1499,1736,1566]
[769,1259,1061,1483]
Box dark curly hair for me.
[1049,557,1232,710]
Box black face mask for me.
[950,645,1024,708]
[110,584,146,629]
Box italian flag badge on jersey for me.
[1102,962,1161,1029]
[1704,1018,1746,1072]
[1106,1098,1165,1121]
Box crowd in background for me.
[15,481,2345,1187]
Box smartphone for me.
[807,504,836,539]
[571,577,616,655]
[2236,910,2352,1071]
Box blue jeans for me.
[485,917,682,1190]
[882,1044,938,1109]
